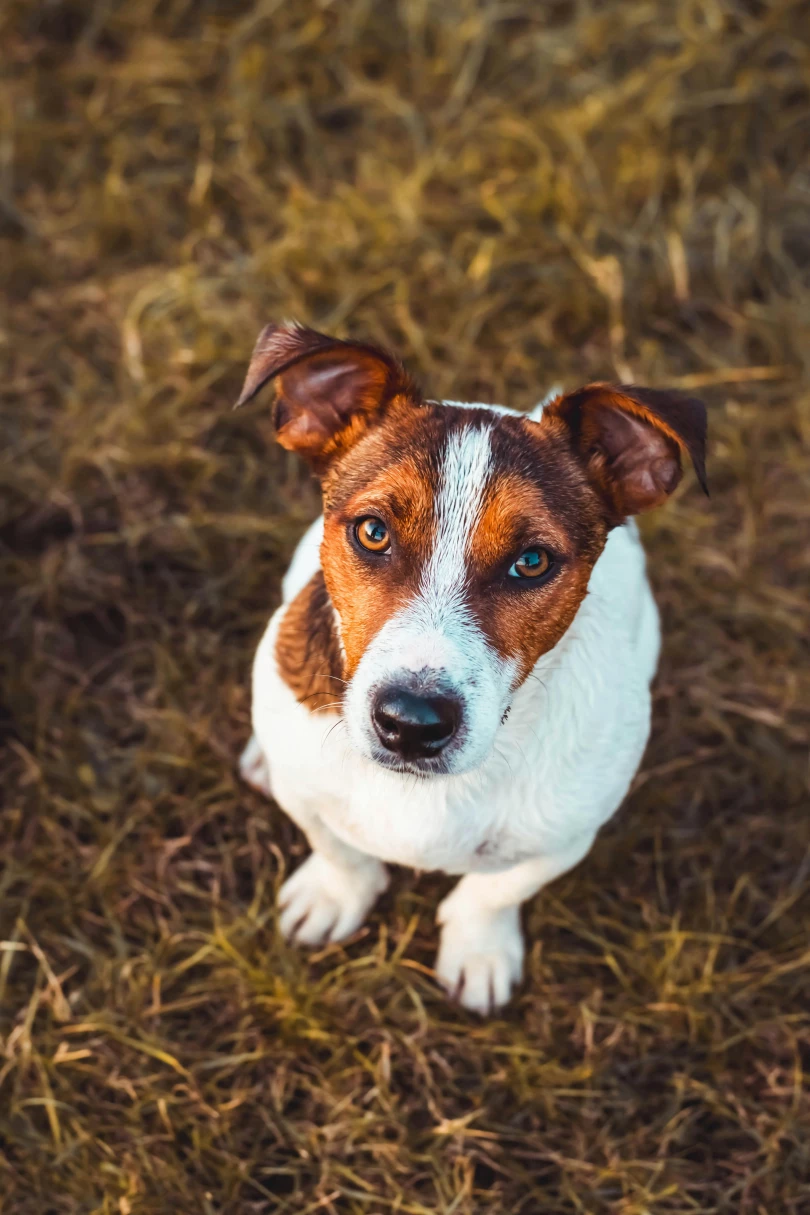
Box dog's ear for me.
[235,322,417,462]
[542,383,708,520]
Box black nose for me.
[372,687,460,759]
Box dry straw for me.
[1,1,809,1212]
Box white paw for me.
[278,853,389,947]
[435,901,524,1014]
[239,734,272,796]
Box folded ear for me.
[235,322,418,462]
[543,383,708,520]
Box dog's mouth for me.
[366,746,454,778]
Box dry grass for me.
[1,1,810,1211]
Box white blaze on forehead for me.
[421,423,493,608]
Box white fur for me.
[426,424,494,597]
[244,401,661,1012]
[442,386,562,422]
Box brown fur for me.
[319,404,437,676]
[545,383,708,520]
[275,571,346,711]
[236,324,419,471]
[466,460,605,683]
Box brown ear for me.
[235,322,418,462]
[543,383,708,520]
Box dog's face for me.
[320,404,608,775]
[238,323,707,776]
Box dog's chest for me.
[260,680,529,872]
[320,763,534,874]
[254,623,646,876]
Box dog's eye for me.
[508,547,552,580]
[355,517,391,554]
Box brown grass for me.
[1,1,810,1212]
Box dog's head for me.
[238,323,707,776]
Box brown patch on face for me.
[275,571,346,711]
[461,416,610,687]
[318,401,443,676]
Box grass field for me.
[2,1,810,1211]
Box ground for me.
[1,2,809,1212]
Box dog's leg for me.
[435,833,595,1014]
[238,733,272,797]
[278,820,389,948]
[240,737,386,945]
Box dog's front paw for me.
[278,853,389,947]
[435,901,524,1014]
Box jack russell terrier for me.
[236,322,707,1014]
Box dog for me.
[236,322,707,1013]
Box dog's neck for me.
[275,572,345,712]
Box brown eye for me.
[355,517,391,553]
[509,548,551,579]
